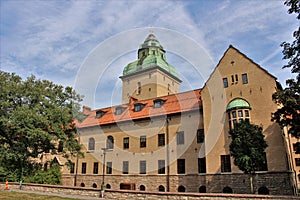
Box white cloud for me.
[1,0,297,108]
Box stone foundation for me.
[62,171,295,195]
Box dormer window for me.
[134,103,145,112]
[96,110,105,118]
[115,107,125,115]
[153,99,166,108]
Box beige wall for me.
[202,47,288,174]
[121,69,180,103]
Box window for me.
[140,136,146,148]
[139,185,146,191]
[115,107,125,115]
[92,183,97,188]
[293,142,300,154]
[93,162,98,174]
[177,159,185,174]
[235,74,238,82]
[223,78,228,88]
[82,162,86,174]
[296,158,300,166]
[158,185,165,192]
[158,160,165,174]
[221,155,231,172]
[231,75,234,83]
[228,109,250,130]
[123,161,129,174]
[140,160,146,174]
[177,131,184,145]
[96,111,105,118]
[223,186,233,193]
[242,73,248,84]
[153,99,165,108]
[199,186,206,193]
[198,157,206,173]
[134,103,144,112]
[70,162,75,174]
[106,136,114,149]
[58,141,63,152]
[106,162,112,174]
[123,137,129,149]
[137,82,141,94]
[197,129,204,143]
[178,185,186,192]
[256,152,268,171]
[158,134,165,146]
[88,137,95,151]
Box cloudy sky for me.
[0,0,298,109]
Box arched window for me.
[106,136,114,149]
[158,185,165,192]
[258,186,269,195]
[226,98,251,130]
[178,185,186,192]
[223,186,233,193]
[88,137,95,151]
[92,183,97,188]
[80,183,85,187]
[139,185,146,191]
[199,185,206,193]
[106,184,111,189]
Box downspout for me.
[166,116,170,192]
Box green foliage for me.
[229,120,268,174]
[272,0,300,138]
[0,71,83,181]
[24,164,62,185]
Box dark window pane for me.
[221,155,231,172]
[158,134,165,146]
[177,131,184,145]
[177,159,185,174]
[93,162,98,174]
[197,129,204,143]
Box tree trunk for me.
[249,174,254,194]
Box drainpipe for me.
[166,116,170,192]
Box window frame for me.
[93,162,99,174]
[140,136,147,148]
[140,160,146,174]
[177,159,186,174]
[242,73,248,84]
[158,133,165,146]
[176,131,184,145]
[123,137,129,149]
[197,129,204,143]
[106,162,112,174]
[158,160,165,174]
[81,162,87,174]
[123,161,129,174]
[221,155,231,173]
[198,157,206,173]
[223,77,228,88]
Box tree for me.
[229,120,268,194]
[272,0,300,138]
[0,71,83,183]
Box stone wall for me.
[5,182,300,200]
[62,171,295,195]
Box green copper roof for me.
[122,34,180,81]
[226,99,251,111]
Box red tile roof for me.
[77,89,202,128]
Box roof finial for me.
[149,28,154,34]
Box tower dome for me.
[122,34,180,81]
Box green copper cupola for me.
[122,34,181,82]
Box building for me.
[61,34,295,195]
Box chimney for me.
[83,106,92,115]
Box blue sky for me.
[0,0,298,109]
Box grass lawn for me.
[0,190,78,200]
